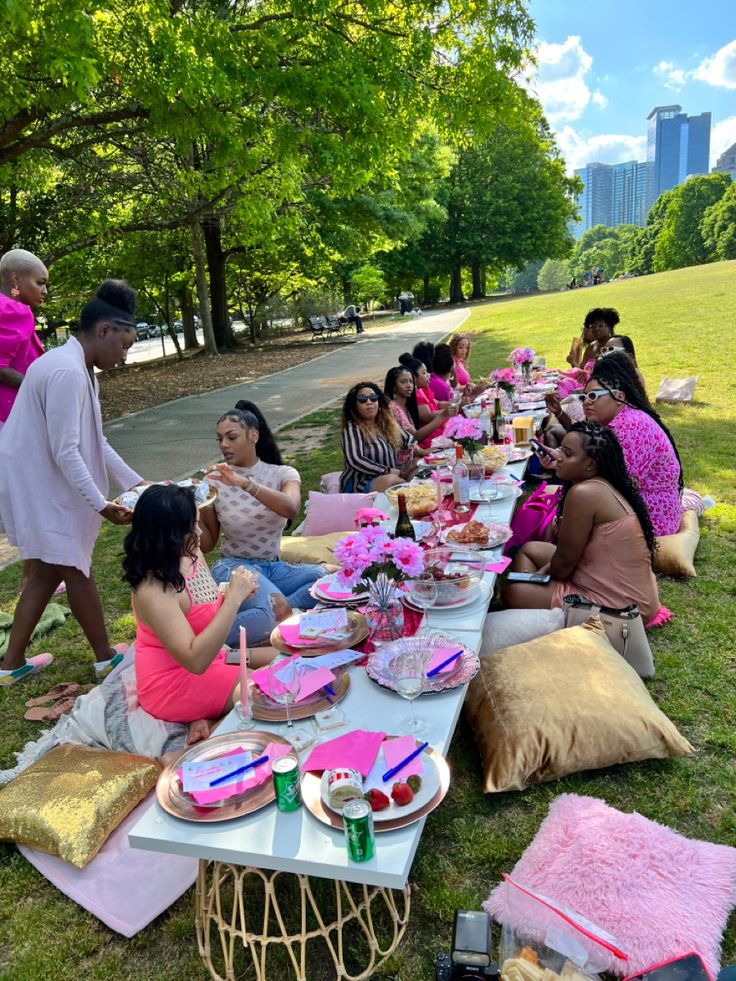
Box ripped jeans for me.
[210,557,323,647]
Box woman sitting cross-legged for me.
[124,484,276,728]
[503,422,662,625]
[199,406,324,646]
[340,381,416,492]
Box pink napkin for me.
[381,735,424,778]
[320,585,358,600]
[278,624,324,647]
[250,655,336,703]
[178,742,292,805]
[300,730,386,776]
[485,556,512,574]
[427,645,464,675]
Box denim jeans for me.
[210,557,323,647]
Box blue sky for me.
[526,0,736,172]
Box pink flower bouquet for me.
[492,367,519,394]
[445,414,485,460]
[333,526,424,593]
[508,346,536,368]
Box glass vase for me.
[365,575,404,646]
[522,362,532,384]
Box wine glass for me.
[267,659,315,753]
[410,573,437,613]
[391,650,427,734]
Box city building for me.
[573,160,651,238]
[646,105,711,206]
[713,141,736,178]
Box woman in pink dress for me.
[0,249,47,433]
[448,333,488,396]
[503,422,663,625]
[398,353,449,447]
[384,366,447,459]
[124,484,275,725]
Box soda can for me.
[272,756,302,812]
[342,799,375,862]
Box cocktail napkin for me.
[300,729,386,776]
[178,742,292,805]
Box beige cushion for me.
[280,532,347,566]
[654,510,700,577]
[0,746,160,868]
[464,618,693,793]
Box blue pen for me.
[426,649,464,678]
[209,754,269,787]
[323,683,336,697]
[382,741,429,783]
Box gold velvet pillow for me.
[0,745,160,868]
[464,618,693,793]
[654,510,700,577]
[280,532,346,566]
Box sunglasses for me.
[573,389,612,404]
[356,394,380,404]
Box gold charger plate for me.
[300,745,450,833]
[250,666,351,721]
[271,611,368,656]
[115,480,218,510]
[156,730,294,823]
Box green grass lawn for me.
[1,262,735,979]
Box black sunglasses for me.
[356,394,380,404]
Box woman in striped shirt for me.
[340,382,416,493]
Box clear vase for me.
[365,575,404,646]
[522,362,532,384]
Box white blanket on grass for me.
[0,648,188,785]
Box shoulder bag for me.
[563,594,654,678]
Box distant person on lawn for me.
[0,280,145,685]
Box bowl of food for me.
[386,481,441,517]
[479,444,508,474]
[417,548,484,606]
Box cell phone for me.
[624,953,713,981]
[529,438,556,460]
[506,571,551,584]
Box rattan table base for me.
[195,860,411,981]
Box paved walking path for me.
[103,306,470,481]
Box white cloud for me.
[531,35,605,124]
[693,39,736,90]
[711,115,736,167]
[555,126,647,173]
[653,60,687,91]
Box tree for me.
[653,174,732,271]
[537,258,571,291]
[571,225,638,280]
[701,182,736,261]
[349,265,387,309]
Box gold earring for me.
[11,286,20,298]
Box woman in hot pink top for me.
[448,333,472,388]
[398,353,449,447]
[0,249,48,429]
[124,484,275,725]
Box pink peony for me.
[387,538,424,577]
[508,346,535,367]
[445,415,484,441]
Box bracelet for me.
[252,482,262,500]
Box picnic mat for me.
[0,603,70,657]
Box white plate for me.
[319,749,441,823]
[310,573,369,603]
[470,483,521,504]
[402,579,491,612]
[440,521,512,550]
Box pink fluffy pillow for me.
[302,491,376,536]
[485,794,736,978]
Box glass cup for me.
[467,464,485,500]
[267,659,315,753]
[391,651,427,734]
[409,573,437,612]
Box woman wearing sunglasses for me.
[503,422,662,624]
[579,353,683,536]
[340,382,416,492]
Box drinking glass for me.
[392,651,427,734]
[479,477,500,506]
[410,573,437,612]
[468,464,485,500]
[267,659,315,753]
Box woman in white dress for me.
[0,280,144,684]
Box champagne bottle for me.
[492,396,504,444]
[394,492,416,539]
[452,444,470,513]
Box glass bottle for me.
[452,444,470,513]
[393,492,416,539]
[492,396,504,444]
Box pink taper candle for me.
[239,626,249,712]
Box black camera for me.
[434,910,500,980]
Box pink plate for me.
[366,634,480,694]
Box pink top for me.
[389,400,414,463]
[0,294,45,422]
[556,360,594,400]
[454,357,471,387]
[134,567,238,723]
[429,374,452,402]
[609,405,681,536]
[416,387,445,447]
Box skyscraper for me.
[647,105,711,205]
[713,141,736,178]
[573,163,612,239]
[573,161,651,238]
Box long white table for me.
[129,460,525,980]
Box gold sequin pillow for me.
[0,745,160,868]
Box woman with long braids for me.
[579,352,682,536]
[340,381,416,492]
[503,422,663,623]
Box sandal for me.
[25,682,82,708]
[23,695,77,723]
[0,653,54,687]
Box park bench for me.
[308,315,351,341]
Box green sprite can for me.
[342,799,375,862]
[272,756,302,812]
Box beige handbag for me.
[563,595,654,678]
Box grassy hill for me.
[0,261,734,979]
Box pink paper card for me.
[321,586,356,600]
[381,735,425,778]
[427,646,464,674]
[178,742,292,805]
[485,556,512,574]
[278,624,323,647]
[300,729,386,776]
[250,656,335,703]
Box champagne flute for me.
[392,651,427,734]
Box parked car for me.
[135,322,151,340]
[173,319,184,334]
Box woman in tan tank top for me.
[503,422,661,622]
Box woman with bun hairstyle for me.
[398,353,449,447]
[0,280,145,684]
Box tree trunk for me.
[202,214,236,349]
[180,287,199,349]
[190,216,218,356]
[449,265,464,304]
[470,261,484,299]
[163,273,184,362]
[422,273,430,306]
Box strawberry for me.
[406,775,422,793]
[364,788,390,812]
[391,781,414,806]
